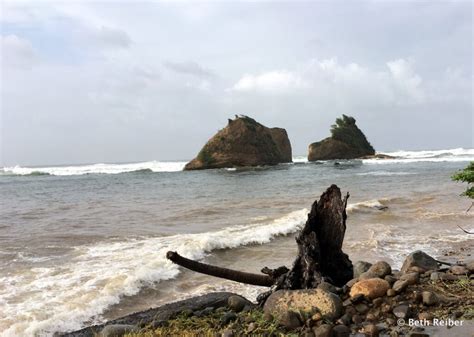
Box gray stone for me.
[368,261,392,278]
[440,273,459,281]
[332,324,351,337]
[400,272,419,285]
[354,261,372,278]
[387,289,396,297]
[346,278,358,288]
[355,303,369,314]
[318,281,339,294]
[264,288,343,321]
[466,260,474,273]
[312,324,333,337]
[430,272,441,281]
[358,271,379,280]
[401,251,438,273]
[227,295,251,312]
[392,280,409,293]
[99,325,138,337]
[393,305,411,319]
[422,291,439,306]
[278,310,302,329]
[450,265,469,275]
[336,313,352,325]
[384,275,397,285]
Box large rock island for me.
[308,115,375,161]
[184,115,292,170]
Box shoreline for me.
[60,248,473,337]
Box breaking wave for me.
[364,148,474,164]
[0,209,307,337]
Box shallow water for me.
[0,149,473,336]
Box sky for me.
[1,0,472,166]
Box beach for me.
[1,149,473,336]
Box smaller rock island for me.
[308,115,375,161]
[184,115,292,170]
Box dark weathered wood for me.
[167,185,353,305]
[166,251,274,287]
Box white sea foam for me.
[0,209,308,337]
[1,161,187,176]
[346,199,388,212]
[363,148,474,164]
[356,171,414,176]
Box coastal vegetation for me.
[452,161,474,199]
[308,115,376,161]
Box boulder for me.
[367,261,392,278]
[263,289,343,321]
[392,280,409,293]
[308,115,375,161]
[353,261,372,279]
[349,278,390,299]
[185,115,292,170]
[399,272,419,285]
[401,251,438,273]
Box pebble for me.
[337,313,352,325]
[400,272,419,285]
[278,310,302,329]
[373,297,383,307]
[392,280,409,293]
[353,261,373,278]
[352,314,363,324]
[450,265,469,275]
[363,324,379,337]
[418,312,433,320]
[422,291,439,306]
[387,289,396,297]
[332,324,351,337]
[222,329,234,337]
[430,272,441,281]
[247,322,256,333]
[355,303,369,314]
[384,275,397,285]
[312,324,333,337]
[318,281,339,294]
[393,304,411,319]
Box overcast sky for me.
[1,0,472,166]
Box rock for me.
[363,324,379,337]
[332,324,351,337]
[372,297,383,307]
[312,324,333,337]
[227,295,251,312]
[352,314,363,324]
[422,291,439,306]
[220,312,237,325]
[393,305,411,319]
[99,325,138,337]
[450,265,469,275]
[312,312,323,321]
[263,289,343,321]
[318,281,339,294]
[358,271,379,280]
[263,311,273,321]
[278,310,302,329]
[350,278,390,299]
[400,272,419,285]
[368,261,392,278]
[353,261,373,278]
[308,115,375,161]
[418,312,433,321]
[366,313,377,321]
[346,278,359,288]
[392,280,409,293]
[401,251,438,273]
[354,303,369,314]
[466,260,474,272]
[184,115,292,170]
[222,329,234,337]
[430,272,441,281]
[384,275,397,285]
[440,273,459,281]
[337,313,352,325]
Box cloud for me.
[230,58,426,106]
[88,26,132,49]
[164,61,215,79]
[232,71,309,93]
[0,34,36,68]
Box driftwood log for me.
[166,184,353,304]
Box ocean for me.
[1,148,473,336]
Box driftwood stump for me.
[166,184,353,304]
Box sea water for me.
[1,148,473,336]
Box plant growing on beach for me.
[452,161,474,199]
